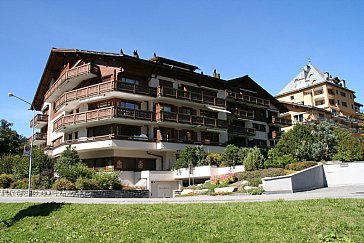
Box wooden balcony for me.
[157,111,227,129]
[44,63,100,102]
[228,125,256,136]
[30,114,48,128]
[157,86,226,108]
[230,109,254,120]
[53,107,155,132]
[270,116,292,127]
[54,81,157,110]
[32,132,47,145]
[226,91,270,107]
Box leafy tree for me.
[333,128,363,162]
[174,146,207,169]
[244,147,265,171]
[32,146,54,177]
[0,119,27,155]
[206,153,222,166]
[264,148,297,168]
[55,146,93,182]
[221,144,244,166]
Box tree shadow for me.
[1,202,64,228]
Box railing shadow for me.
[1,202,64,228]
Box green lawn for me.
[0,199,363,242]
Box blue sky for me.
[1,0,363,137]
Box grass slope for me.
[0,199,363,242]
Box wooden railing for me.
[157,86,226,107]
[226,91,270,107]
[54,81,157,110]
[157,111,227,129]
[30,114,48,128]
[53,107,155,131]
[271,116,292,126]
[45,63,99,101]
[33,132,47,140]
[230,109,254,120]
[228,125,256,136]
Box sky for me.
[1,0,363,137]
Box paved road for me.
[1,186,363,204]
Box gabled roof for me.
[277,63,326,96]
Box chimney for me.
[213,69,221,79]
[324,72,330,81]
[133,50,139,59]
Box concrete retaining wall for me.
[263,161,364,193]
[323,162,364,186]
[0,189,149,198]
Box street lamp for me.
[8,92,35,197]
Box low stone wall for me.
[0,189,149,198]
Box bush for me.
[248,178,262,187]
[221,145,244,166]
[56,163,94,182]
[264,149,297,169]
[246,187,264,195]
[75,178,100,190]
[206,153,222,166]
[10,155,29,179]
[52,178,76,190]
[10,178,29,189]
[32,175,53,189]
[244,147,265,171]
[210,173,236,185]
[0,174,15,188]
[236,168,286,181]
[93,172,122,190]
[285,161,317,171]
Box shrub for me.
[31,175,53,189]
[11,155,29,179]
[0,174,15,188]
[174,146,207,169]
[210,173,236,185]
[93,172,122,190]
[285,161,317,171]
[248,178,262,187]
[10,178,29,189]
[236,168,286,181]
[56,163,94,182]
[244,147,265,171]
[75,178,100,190]
[246,187,264,195]
[52,178,76,190]
[264,149,297,169]
[206,153,222,166]
[221,145,244,166]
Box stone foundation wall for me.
[0,189,149,198]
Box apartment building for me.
[276,63,362,131]
[30,48,288,197]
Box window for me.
[352,104,354,109]
[337,100,340,105]
[314,89,323,95]
[159,79,174,88]
[293,114,304,122]
[350,94,353,99]
[121,102,139,110]
[74,131,78,140]
[329,99,335,106]
[342,101,347,107]
[121,77,139,85]
[340,91,346,97]
[160,104,173,113]
[331,109,337,116]
[315,100,325,106]
[336,90,339,94]
[290,95,294,100]
[253,123,266,132]
[328,89,334,95]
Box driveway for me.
[0,186,363,204]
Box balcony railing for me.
[44,63,99,102]
[228,125,256,136]
[30,114,48,128]
[271,116,292,126]
[157,86,226,107]
[230,109,254,120]
[54,81,157,110]
[157,111,227,129]
[53,107,155,131]
[226,91,270,107]
[34,132,47,140]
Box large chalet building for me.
[30,48,289,197]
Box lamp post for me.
[8,92,35,197]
